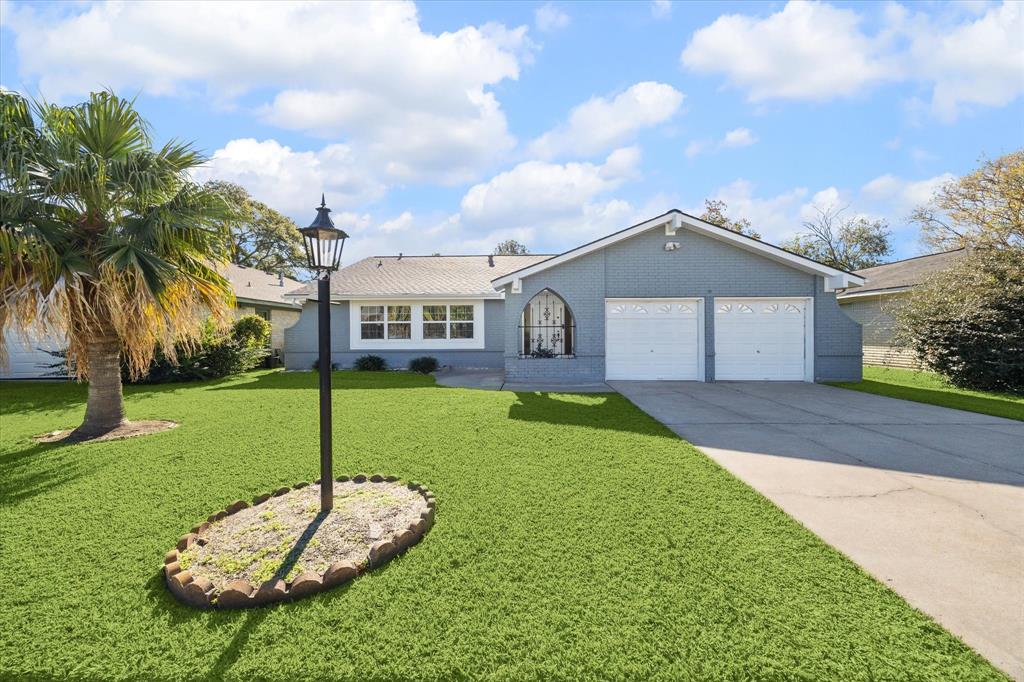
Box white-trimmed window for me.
[450,304,474,339]
[350,300,485,350]
[360,305,385,339]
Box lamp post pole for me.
[299,195,348,514]
[318,272,333,512]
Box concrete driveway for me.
[610,380,1024,679]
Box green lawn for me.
[831,366,1024,421]
[0,371,1003,681]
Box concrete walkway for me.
[434,369,612,393]
[610,380,1024,679]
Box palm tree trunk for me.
[73,335,126,438]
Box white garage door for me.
[714,298,808,381]
[606,299,703,381]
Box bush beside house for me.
[128,315,270,384]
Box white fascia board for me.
[490,210,866,290]
[836,286,910,301]
[287,291,505,302]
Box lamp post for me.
[298,195,349,513]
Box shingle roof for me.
[223,263,304,307]
[286,255,553,300]
[838,249,967,298]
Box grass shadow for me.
[210,370,435,392]
[831,379,1024,421]
[507,391,675,437]
[0,441,99,506]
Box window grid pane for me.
[423,322,447,339]
[387,323,411,339]
[450,305,474,321]
[388,305,411,322]
[423,305,447,322]
[361,305,384,322]
[361,323,384,339]
[450,322,474,339]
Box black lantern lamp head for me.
[299,194,349,273]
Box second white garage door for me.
[714,298,809,381]
[605,299,703,380]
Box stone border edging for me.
[163,474,436,609]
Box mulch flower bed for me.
[163,475,435,608]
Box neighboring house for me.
[225,263,304,360]
[837,249,966,368]
[285,210,866,382]
[0,264,304,379]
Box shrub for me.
[128,316,269,384]
[409,356,439,374]
[311,358,340,371]
[895,248,1024,394]
[233,314,271,347]
[354,354,387,371]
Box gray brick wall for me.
[503,226,862,382]
[284,299,505,370]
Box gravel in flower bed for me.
[174,479,430,602]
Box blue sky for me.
[2,0,1022,263]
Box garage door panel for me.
[606,299,702,381]
[714,298,807,381]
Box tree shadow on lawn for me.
[0,441,101,506]
[209,370,435,392]
[832,379,1024,422]
[0,376,238,418]
[507,391,677,438]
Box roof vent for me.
[397,253,403,260]
[488,255,494,267]
[278,272,284,286]
[377,260,383,268]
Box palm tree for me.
[1,90,234,440]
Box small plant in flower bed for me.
[408,356,439,374]
[354,354,387,371]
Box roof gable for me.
[490,210,865,292]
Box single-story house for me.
[837,249,965,368]
[284,210,866,382]
[0,263,304,379]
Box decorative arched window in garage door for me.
[520,289,575,358]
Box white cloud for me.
[899,1,1024,121]
[680,1,1024,121]
[535,3,570,32]
[4,1,531,184]
[651,1,672,20]
[460,147,641,231]
[529,82,684,159]
[681,2,893,101]
[191,138,386,215]
[860,173,954,216]
[722,127,758,148]
[685,127,757,157]
[700,180,810,242]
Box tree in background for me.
[0,91,233,440]
[911,150,1023,252]
[699,199,761,239]
[895,248,1023,394]
[205,180,305,278]
[894,151,1024,393]
[781,205,891,271]
[493,239,529,255]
